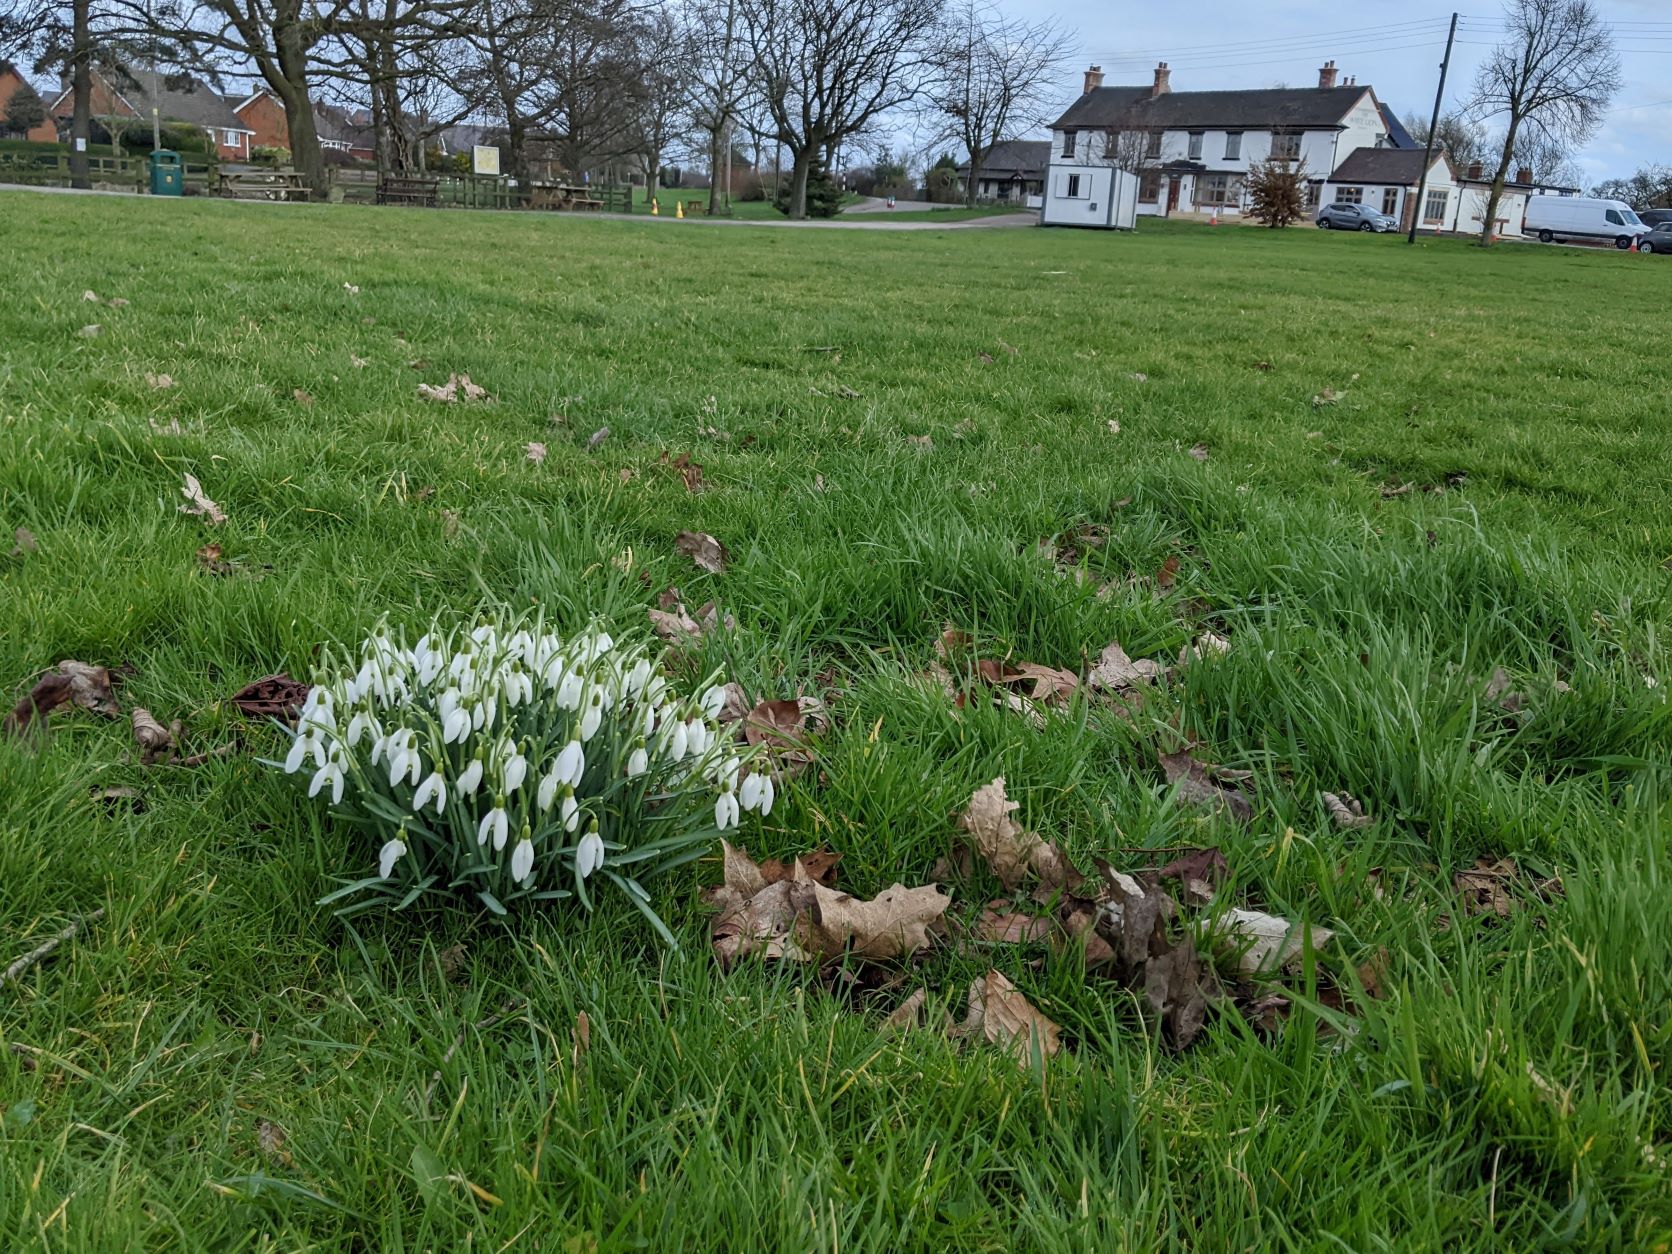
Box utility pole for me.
[1408,11,1458,245]
[148,0,161,151]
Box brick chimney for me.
[1468,161,1483,180]
[1152,62,1171,98]
[1083,65,1104,95]
[1318,60,1338,89]
[1516,166,1533,185]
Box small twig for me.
[2,908,106,988]
[421,996,523,1114]
[174,743,237,767]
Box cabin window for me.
[1066,174,1081,198]
[1144,130,1162,159]
[1423,190,1447,222]
[1138,170,1162,201]
[1199,173,1240,205]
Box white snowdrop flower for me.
[555,739,585,786]
[537,766,561,812]
[644,675,668,707]
[560,788,580,833]
[378,838,407,879]
[284,732,313,774]
[641,703,657,738]
[740,771,765,812]
[406,749,422,787]
[442,703,471,744]
[759,774,775,816]
[354,659,376,701]
[471,622,496,647]
[511,837,535,884]
[301,684,334,721]
[310,752,345,806]
[627,745,649,778]
[479,801,509,850]
[480,698,498,732]
[557,670,584,710]
[458,754,485,796]
[699,685,728,721]
[505,666,532,707]
[626,658,653,699]
[714,789,740,831]
[507,629,533,662]
[345,709,374,748]
[503,746,529,794]
[686,718,709,757]
[413,771,446,814]
[580,692,603,741]
[666,719,689,761]
[575,827,605,879]
[414,634,443,684]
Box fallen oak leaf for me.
[292,388,314,407]
[971,907,1054,944]
[145,371,175,390]
[1089,641,1163,691]
[798,879,950,961]
[178,474,227,525]
[4,660,122,736]
[1142,937,1213,1048]
[880,987,930,1034]
[586,427,611,451]
[958,970,1061,1065]
[131,707,180,764]
[1159,751,1253,824]
[957,777,1079,892]
[1177,631,1231,665]
[1321,791,1372,831]
[10,527,36,557]
[675,530,729,575]
[1155,847,1227,906]
[1211,908,1333,975]
[1187,443,1210,462]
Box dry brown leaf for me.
[524,441,548,465]
[799,880,949,961]
[880,988,929,1034]
[956,778,1078,891]
[572,1010,591,1065]
[1143,939,1212,1047]
[178,474,227,526]
[1155,847,1227,906]
[998,338,1018,356]
[1312,387,1342,407]
[131,707,179,764]
[10,527,36,557]
[78,324,102,338]
[417,373,491,403]
[1155,555,1181,592]
[230,673,309,725]
[1214,908,1334,974]
[145,371,175,390]
[709,877,815,965]
[743,699,806,751]
[972,908,1053,944]
[82,289,99,302]
[349,354,369,369]
[1187,443,1210,462]
[1321,791,1372,831]
[959,970,1061,1065]
[1454,857,1520,918]
[661,451,704,492]
[586,427,611,451]
[149,417,183,436]
[1089,642,1162,691]
[257,1119,291,1165]
[906,434,934,450]
[1177,631,1231,665]
[292,388,315,407]
[1159,752,1253,824]
[196,542,239,576]
[675,531,729,575]
[5,661,122,736]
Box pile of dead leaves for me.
[704,776,1352,1062]
[4,660,125,735]
[417,373,491,404]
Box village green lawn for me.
[1,192,1669,1252]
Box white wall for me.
[1452,185,1529,238]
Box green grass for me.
[2,193,1670,1251]
[866,204,1034,222]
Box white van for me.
[1524,196,1647,249]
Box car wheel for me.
[1320,219,1333,229]
[1359,222,1374,232]
[1538,229,1554,243]
[1641,241,1656,254]
[1616,236,1633,250]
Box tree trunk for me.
[706,126,724,213]
[964,141,985,209]
[69,0,91,189]
[266,26,325,199]
[1479,116,1520,248]
[788,147,811,219]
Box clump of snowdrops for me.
[278,610,771,936]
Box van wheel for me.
[1616,236,1633,250]
[1538,229,1554,243]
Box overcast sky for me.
[1019,1,1670,188]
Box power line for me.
[1083,18,1451,61]
[1084,40,1448,77]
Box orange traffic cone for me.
[651,197,659,215]
[676,200,684,219]
[1210,210,1219,226]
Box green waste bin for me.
[148,149,183,197]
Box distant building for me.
[49,67,254,159]
[1,62,58,141]
[228,88,371,160]
[956,140,1050,206]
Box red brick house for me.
[228,88,290,150]
[229,88,374,162]
[49,67,253,159]
[1,61,58,141]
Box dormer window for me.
[1061,129,1077,158]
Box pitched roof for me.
[1378,104,1417,149]
[78,67,248,132]
[957,139,1050,178]
[1052,84,1371,132]
[1328,146,1447,185]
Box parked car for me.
[1637,224,1672,254]
[1638,208,1672,229]
[1316,203,1399,232]
[1524,195,1647,249]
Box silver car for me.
[1317,203,1399,232]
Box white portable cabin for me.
[1041,165,1140,230]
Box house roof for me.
[1328,146,1449,186]
[53,67,249,132]
[1052,84,1372,133]
[957,139,1050,178]
[1378,104,1417,149]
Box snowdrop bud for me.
[414,771,446,814]
[714,790,739,831]
[369,731,388,766]
[537,767,560,812]
[407,750,422,787]
[443,704,471,744]
[379,838,407,879]
[345,710,372,748]
[479,800,509,850]
[760,774,775,816]
[561,788,580,833]
[458,753,484,796]
[740,771,764,812]
[557,671,583,710]
[576,825,605,879]
[700,685,727,721]
[511,836,535,884]
[668,719,689,761]
[686,718,709,757]
[641,703,656,737]
[503,747,529,794]
[627,745,649,778]
[626,658,653,699]
[580,690,604,741]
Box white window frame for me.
[1224,132,1242,160]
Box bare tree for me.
[1591,164,1672,208]
[1403,110,1487,171]
[1468,0,1620,245]
[925,0,1065,208]
[627,5,692,196]
[683,0,746,212]
[3,0,99,187]
[1510,126,1583,188]
[740,0,943,219]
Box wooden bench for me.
[571,197,603,211]
[216,169,310,202]
[377,176,440,208]
[528,184,602,212]
[683,199,707,217]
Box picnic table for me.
[528,182,604,212]
[377,175,441,208]
[216,168,310,201]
